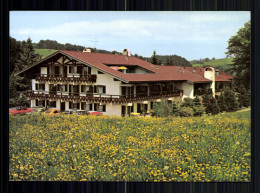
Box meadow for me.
[192,58,234,72]
[9,111,250,181]
[34,49,57,58]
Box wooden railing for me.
[194,89,212,96]
[26,90,183,103]
[35,74,97,83]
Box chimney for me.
[83,48,91,53]
[123,49,131,57]
[123,49,128,56]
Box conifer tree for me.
[150,50,158,65]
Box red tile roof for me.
[61,51,213,83]
[16,50,233,84]
[184,67,233,82]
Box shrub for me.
[237,86,250,108]
[179,107,194,117]
[193,105,205,116]
[217,88,239,112]
[217,93,228,112]
[181,97,194,108]
[202,91,220,115]
[153,99,173,117]
[172,101,180,116]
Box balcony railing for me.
[35,74,97,83]
[26,90,183,103]
[194,89,212,96]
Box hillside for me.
[34,49,57,58]
[192,58,234,72]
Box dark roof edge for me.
[13,50,129,83]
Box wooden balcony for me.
[194,89,212,96]
[26,90,183,104]
[35,74,97,83]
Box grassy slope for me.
[35,49,57,58]
[192,58,233,71]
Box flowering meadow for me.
[9,111,250,181]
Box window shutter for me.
[65,85,67,92]
[94,86,97,93]
[88,67,91,74]
[35,83,38,90]
[103,86,106,93]
[94,104,97,111]
[89,104,93,111]
[103,105,106,112]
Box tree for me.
[202,91,220,115]
[9,37,22,75]
[9,37,41,107]
[212,57,215,60]
[217,88,239,112]
[19,38,41,69]
[237,86,250,108]
[166,57,173,66]
[150,50,158,65]
[226,21,250,90]
[204,58,210,62]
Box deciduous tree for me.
[226,21,250,90]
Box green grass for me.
[192,58,234,71]
[34,49,57,58]
[9,110,250,181]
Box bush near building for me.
[202,91,220,115]
[217,88,239,112]
[179,107,194,117]
[153,97,204,117]
[153,99,174,117]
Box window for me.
[81,102,86,110]
[69,66,72,73]
[81,85,92,93]
[57,84,67,92]
[35,83,45,91]
[49,101,56,108]
[39,100,45,107]
[94,85,106,94]
[35,83,39,90]
[35,99,38,106]
[137,103,147,113]
[94,103,106,112]
[86,104,93,111]
[81,85,87,93]
[77,66,82,75]
[69,102,73,109]
[39,84,45,90]
[73,103,80,109]
[61,85,67,92]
